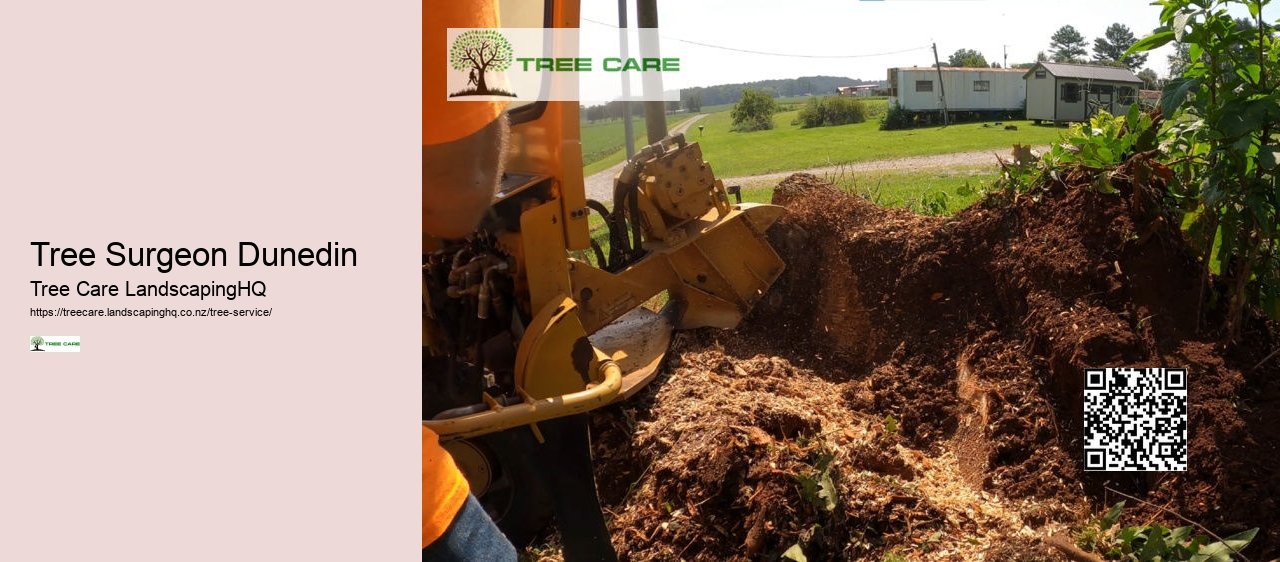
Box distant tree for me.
[1049,25,1088,62]
[795,77,815,95]
[667,100,681,112]
[730,89,777,132]
[585,104,607,123]
[948,48,988,68]
[685,91,702,112]
[1167,42,1191,77]
[990,62,1002,68]
[1137,68,1159,90]
[1011,62,1038,69]
[607,100,627,120]
[1092,23,1147,69]
[1036,51,1050,62]
[1228,17,1264,63]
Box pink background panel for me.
[1,2,422,560]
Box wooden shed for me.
[1023,62,1143,124]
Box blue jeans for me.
[423,494,517,561]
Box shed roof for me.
[1024,62,1142,83]
[895,66,1025,73]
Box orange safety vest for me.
[423,0,508,546]
[423,426,469,548]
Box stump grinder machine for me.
[423,0,785,558]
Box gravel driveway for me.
[719,145,1052,188]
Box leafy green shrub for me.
[913,191,951,216]
[1046,105,1162,193]
[1128,0,1280,339]
[1076,502,1257,561]
[730,89,778,132]
[879,102,915,130]
[797,96,868,128]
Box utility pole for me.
[1003,45,1008,69]
[618,0,635,159]
[637,0,668,143]
[931,42,949,126]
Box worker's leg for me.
[531,415,617,562]
[422,494,517,562]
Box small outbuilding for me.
[837,84,878,98]
[1023,62,1143,124]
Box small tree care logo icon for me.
[449,29,516,98]
[29,335,80,352]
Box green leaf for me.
[1095,173,1119,194]
[1260,148,1279,170]
[1140,525,1169,559]
[884,414,897,434]
[1174,12,1191,41]
[1165,525,1193,548]
[1236,64,1262,85]
[816,470,838,512]
[782,543,808,562]
[1129,29,1176,55]
[1162,78,1200,119]
[1219,527,1258,549]
[1131,29,1177,55]
[1101,501,1126,530]
[1185,535,1209,553]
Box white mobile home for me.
[1023,62,1143,124]
[887,67,1026,119]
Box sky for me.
[575,0,1258,90]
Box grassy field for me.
[579,113,695,173]
[698,94,822,115]
[580,96,1061,179]
[579,94,1060,215]
[736,164,998,214]
[693,110,1064,178]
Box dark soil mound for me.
[583,171,1280,561]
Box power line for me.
[580,17,930,59]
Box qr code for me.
[1083,368,1187,471]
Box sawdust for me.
[593,336,1078,561]
[533,165,1280,560]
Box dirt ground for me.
[538,168,1280,561]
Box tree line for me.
[942,23,1159,89]
[678,76,877,110]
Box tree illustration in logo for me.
[449,30,516,97]
[30,336,44,351]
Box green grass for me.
[735,164,999,214]
[693,110,1064,178]
[579,113,695,172]
[579,94,1050,216]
